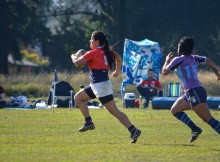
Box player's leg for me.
[75,86,96,132]
[101,96,141,143]
[171,96,197,131]
[143,89,151,108]
[194,103,220,134]
[190,87,220,134]
[137,85,148,108]
[171,96,202,142]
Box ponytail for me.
[92,30,115,69]
[103,40,114,69]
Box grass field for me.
[1,105,220,162]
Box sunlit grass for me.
[0,107,220,162]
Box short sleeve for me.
[194,55,206,65]
[83,51,94,61]
[156,80,162,88]
[166,57,184,72]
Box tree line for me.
[1,0,220,74]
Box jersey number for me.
[184,65,197,79]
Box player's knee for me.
[74,93,84,105]
[74,95,80,105]
[171,107,177,115]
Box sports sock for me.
[174,112,198,131]
[128,125,136,133]
[208,118,220,134]
[85,116,92,123]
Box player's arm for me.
[155,81,163,90]
[206,58,220,81]
[71,55,87,65]
[162,52,174,75]
[112,53,122,77]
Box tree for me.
[97,0,220,65]
[40,0,107,71]
[0,0,50,74]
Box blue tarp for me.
[121,38,163,97]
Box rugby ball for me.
[71,49,86,68]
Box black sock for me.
[85,116,92,123]
[128,125,136,133]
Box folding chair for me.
[47,70,75,108]
[48,81,75,108]
[168,82,182,97]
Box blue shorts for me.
[183,86,207,109]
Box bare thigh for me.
[74,90,91,105]
[193,103,213,123]
[171,97,191,115]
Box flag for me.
[121,38,162,97]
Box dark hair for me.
[92,30,114,69]
[148,69,154,73]
[178,36,194,55]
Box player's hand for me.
[71,54,77,60]
[166,52,173,63]
[112,71,119,77]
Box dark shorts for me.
[183,86,207,109]
[84,85,114,105]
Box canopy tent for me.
[121,38,163,98]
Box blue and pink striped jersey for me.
[165,55,206,92]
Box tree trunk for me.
[0,35,9,74]
[0,0,9,74]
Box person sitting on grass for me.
[137,69,163,108]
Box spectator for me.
[0,85,7,108]
[137,69,163,108]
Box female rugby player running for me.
[71,30,141,144]
[162,36,220,142]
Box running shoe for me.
[79,122,95,132]
[130,129,141,144]
[190,128,202,143]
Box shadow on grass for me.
[142,143,197,147]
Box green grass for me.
[1,106,220,162]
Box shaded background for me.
[1,0,220,74]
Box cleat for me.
[79,123,95,132]
[130,129,141,144]
[190,128,202,143]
